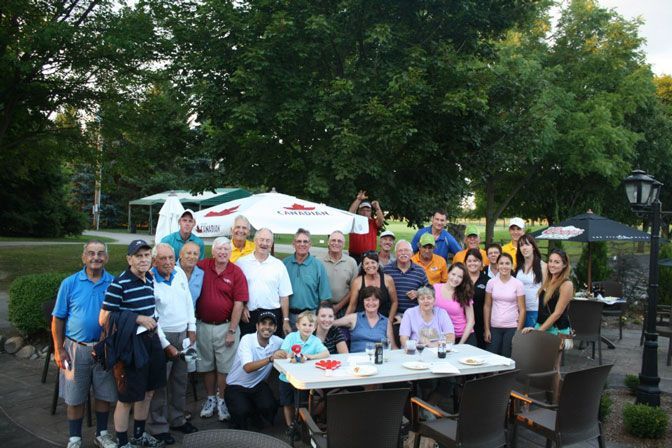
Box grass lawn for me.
[0,235,116,243]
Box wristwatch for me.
[283,317,290,321]
[268,355,273,363]
[227,329,235,335]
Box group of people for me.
[51,193,574,448]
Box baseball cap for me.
[180,209,195,220]
[358,201,372,209]
[509,217,525,230]
[128,239,151,256]
[380,230,396,239]
[419,233,435,247]
[465,225,479,237]
[257,311,278,325]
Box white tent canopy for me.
[192,192,369,237]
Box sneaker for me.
[200,396,217,418]
[67,438,82,448]
[217,397,230,421]
[130,432,165,448]
[94,432,117,448]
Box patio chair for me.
[183,429,291,448]
[410,371,517,448]
[510,331,560,402]
[511,364,613,447]
[299,388,409,448]
[568,300,604,364]
[654,305,672,366]
[640,304,670,346]
[593,280,626,340]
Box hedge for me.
[9,272,69,335]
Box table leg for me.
[601,336,616,349]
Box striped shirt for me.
[316,327,346,355]
[102,269,157,316]
[384,262,429,314]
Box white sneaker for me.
[200,396,217,418]
[217,397,231,421]
[67,437,82,448]
[94,431,117,448]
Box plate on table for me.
[402,361,431,370]
[459,357,486,366]
[350,365,377,377]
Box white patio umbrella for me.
[192,192,369,237]
[154,194,185,242]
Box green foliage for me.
[575,242,612,287]
[599,392,612,421]
[8,273,70,335]
[624,374,640,394]
[623,403,668,439]
[658,244,672,306]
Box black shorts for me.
[278,380,308,406]
[113,332,166,403]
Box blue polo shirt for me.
[161,231,206,261]
[411,227,461,261]
[279,331,327,382]
[53,268,114,342]
[283,253,331,311]
[384,262,429,313]
[178,260,204,306]
[102,269,156,316]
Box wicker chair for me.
[568,300,605,364]
[182,429,292,448]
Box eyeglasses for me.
[295,239,311,244]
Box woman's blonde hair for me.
[540,249,573,304]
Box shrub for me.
[9,273,70,335]
[624,374,640,394]
[623,403,668,439]
[575,242,612,288]
[599,392,612,421]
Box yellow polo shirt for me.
[452,248,489,266]
[231,239,255,263]
[501,241,517,268]
[411,253,448,285]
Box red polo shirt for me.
[348,217,379,256]
[196,258,249,322]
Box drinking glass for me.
[365,342,375,363]
[405,339,416,355]
[416,341,425,361]
[381,337,391,362]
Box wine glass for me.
[416,341,425,361]
[365,342,375,363]
[380,337,391,362]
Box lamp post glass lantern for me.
[624,169,662,407]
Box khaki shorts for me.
[196,321,239,374]
[59,338,117,405]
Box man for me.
[502,217,525,267]
[384,240,429,318]
[378,230,396,266]
[100,240,179,448]
[452,225,489,266]
[410,210,462,262]
[283,228,331,327]
[147,244,198,443]
[230,215,255,263]
[224,311,288,430]
[52,241,117,448]
[321,230,358,315]
[237,228,293,337]
[348,190,385,263]
[161,210,206,261]
[195,237,249,422]
[177,242,203,306]
[411,233,448,286]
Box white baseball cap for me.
[509,217,525,229]
[380,230,396,239]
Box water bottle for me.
[374,342,383,364]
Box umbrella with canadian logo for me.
[192,191,369,237]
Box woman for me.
[335,286,397,352]
[485,243,502,278]
[465,248,489,349]
[483,253,525,357]
[314,302,349,355]
[400,287,455,348]
[345,251,398,321]
[515,234,547,329]
[434,264,476,345]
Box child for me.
[279,311,329,434]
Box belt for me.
[66,337,97,347]
[199,319,231,325]
[289,308,311,314]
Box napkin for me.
[430,363,460,374]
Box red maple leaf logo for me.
[284,203,315,211]
[205,205,240,217]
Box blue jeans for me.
[487,327,516,358]
[524,311,538,329]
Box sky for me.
[596,0,671,75]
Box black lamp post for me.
[623,169,662,407]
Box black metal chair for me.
[593,280,626,340]
[183,429,292,448]
[411,371,517,448]
[510,331,560,402]
[511,364,613,447]
[299,388,409,448]
[568,300,604,364]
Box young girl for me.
[434,263,476,345]
[278,311,329,432]
[515,234,547,328]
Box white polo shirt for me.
[226,332,284,388]
[152,266,197,333]
[237,253,293,311]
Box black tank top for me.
[356,271,392,316]
[537,283,571,330]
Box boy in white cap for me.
[502,217,525,268]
